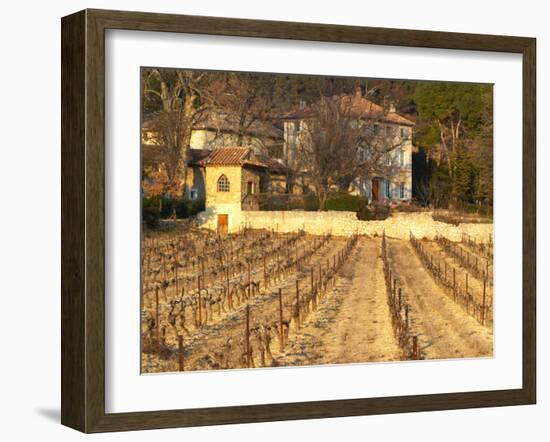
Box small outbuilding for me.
[197,146,269,233]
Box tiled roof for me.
[194,111,283,140]
[199,147,291,172]
[187,148,212,166]
[255,155,291,175]
[142,145,212,167]
[201,146,252,166]
[143,110,283,141]
[142,144,289,174]
[282,93,415,127]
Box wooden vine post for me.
[155,286,160,350]
[245,304,251,368]
[295,279,301,328]
[178,335,184,371]
[263,253,267,288]
[247,262,251,299]
[482,278,487,325]
[197,275,202,326]
[278,288,284,351]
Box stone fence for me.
[236,210,493,242]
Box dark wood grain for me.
[61,8,537,433]
[61,10,86,431]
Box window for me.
[399,182,405,199]
[217,174,230,192]
[247,181,254,195]
[398,149,404,167]
[294,121,301,132]
[189,188,198,200]
[400,127,408,138]
[385,180,391,198]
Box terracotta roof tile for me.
[202,147,250,165]
[282,94,415,127]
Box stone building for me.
[281,89,415,202]
[197,147,273,233]
[141,110,285,201]
[190,111,284,156]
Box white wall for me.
[0,1,547,441]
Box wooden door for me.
[372,179,380,202]
[217,214,228,234]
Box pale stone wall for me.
[202,165,243,232]
[283,118,414,202]
[190,130,271,154]
[234,210,493,242]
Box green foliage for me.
[451,148,476,204]
[430,163,453,209]
[324,193,367,212]
[175,198,205,218]
[413,83,485,134]
[142,206,160,229]
[258,193,320,211]
[142,195,204,220]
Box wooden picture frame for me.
[61,8,536,433]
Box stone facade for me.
[200,165,244,232]
[282,91,415,202]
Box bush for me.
[357,203,390,221]
[142,206,160,229]
[143,195,205,220]
[391,201,424,213]
[324,193,367,212]
[175,198,205,218]
[303,193,320,211]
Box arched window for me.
[217,174,230,192]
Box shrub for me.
[142,206,160,229]
[391,201,424,213]
[303,193,320,211]
[357,203,390,221]
[324,193,367,212]
[175,198,205,218]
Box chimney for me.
[388,102,396,113]
[354,86,362,98]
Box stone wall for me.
[202,165,243,232]
[235,210,493,242]
[205,165,242,207]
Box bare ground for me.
[142,236,494,372]
[388,239,493,360]
[280,238,402,366]
[422,240,494,308]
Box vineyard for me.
[141,226,494,373]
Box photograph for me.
[140,68,494,373]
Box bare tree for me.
[142,69,222,196]
[296,94,404,209]
[208,73,277,150]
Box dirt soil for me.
[388,239,493,360]
[142,235,494,373]
[280,238,402,366]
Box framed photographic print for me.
[61,9,536,433]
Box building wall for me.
[241,167,262,196]
[203,165,243,232]
[283,118,414,202]
[186,166,206,200]
[190,129,279,155]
